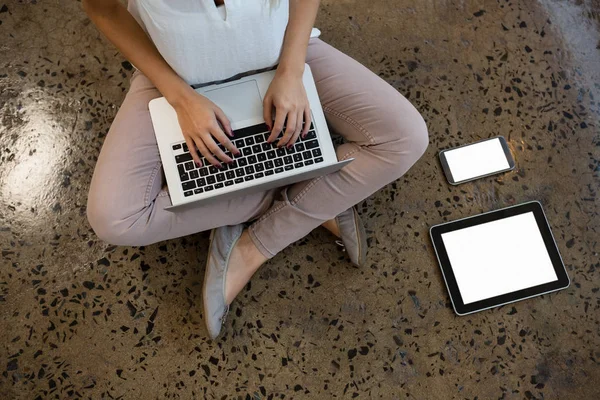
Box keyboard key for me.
[315,157,324,163]
[182,181,196,191]
[173,144,182,150]
[264,132,271,142]
[178,164,186,176]
[235,168,245,177]
[305,159,314,166]
[265,170,274,176]
[205,185,214,191]
[225,180,234,187]
[245,175,254,181]
[295,142,305,151]
[175,153,193,163]
[199,167,209,177]
[189,170,199,179]
[196,178,206,186]
[305,140,319,149]
[255,172,264,178]
[265,160,274,170]
[235,177,244,184]
[285,165,294,171]
[184,190,193,197]
[275,167,284,173]
[248,155,257,164]
[303,151,312,160]
[182,143,189,152]
[293,153,303,162]
[261,143,270,151]
[257,153,267,162]
[216,173,226,182]
[194,188,204,194]
[284,156,293,165]
[226,171,235,180]
[274,159,284,167]
[252,144,262,153]
[230,160,238,168]
[276,148,286,157]
[305,131,317,140]
[243,147,252,156]
[215,183,224,189]
[245,137,255,146]
[180,172,190,182]
[209,166,218,174]
[312,148,322,157]
[207,176,216,184]
[255,134,264,143]
[267,150,276,159]
[235,139,245,148]
[255,163,265,172]
[238,158,248,167]
[185,161,195,171]
[245,165,255,174]
[294,162,303,168]
[286,146,295,154]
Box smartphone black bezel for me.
[439,136,515,185]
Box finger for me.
[211,125,240,158]
[302,107,311,138]
[214,107,234,137]
[205,130,231,164]
[269,105,287,143]
[184,136,203,167]
[193,136,219,168]
[263,95,273,132]
[287,110,303,147]
[278,110,297,147]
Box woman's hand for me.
[172,90,240,168]
[263,69,312,148]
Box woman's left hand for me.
[263,69,312,147]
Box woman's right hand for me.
[171,90,240,168]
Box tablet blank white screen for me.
[441,212,557,304]
[444,138,510,182]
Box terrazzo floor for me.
[1,0,599,399]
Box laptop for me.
[148,64,353,210]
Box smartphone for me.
[439,136,515,185]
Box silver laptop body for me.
[148,64,352,210]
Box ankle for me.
[237,230,268,270]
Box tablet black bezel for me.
[429,201,570,315]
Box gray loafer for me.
[203,224,244,340]
[335,207,368,267]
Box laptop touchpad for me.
[203,80,263,123]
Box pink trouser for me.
[87,38,428,258]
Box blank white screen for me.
[444,138,510,182]
[441,212,557,304]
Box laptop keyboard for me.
[171,123,324,197]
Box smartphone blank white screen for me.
[440,212,557,304]
[444,138,510,182]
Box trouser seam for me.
[323,105,376,145]
[144,162,163,206]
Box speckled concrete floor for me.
[1,0,599,399]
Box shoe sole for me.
[202,229,216,338]
[353,208,368,267]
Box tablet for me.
[430,201,569,315]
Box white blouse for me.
[127,0,320,86]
